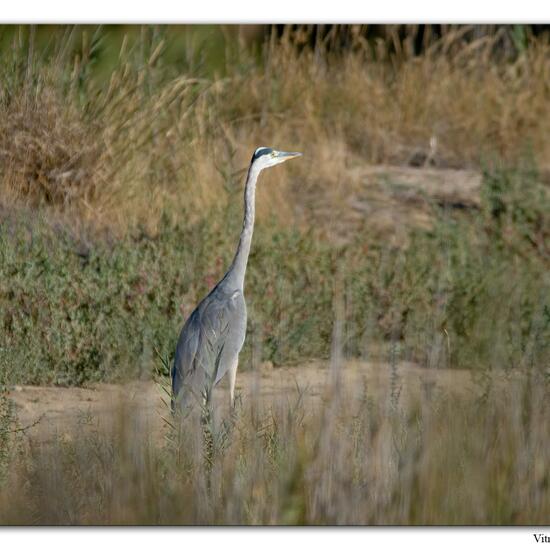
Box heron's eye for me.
[270,152,276,158]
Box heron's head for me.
[251,147,302,171]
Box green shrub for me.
[1,162,548,386]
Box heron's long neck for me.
[225,163,260,290]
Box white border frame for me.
[0,1,549,23]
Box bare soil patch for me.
[9,360,493,444]
[305,165,483,245]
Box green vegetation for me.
[1,161,548,386]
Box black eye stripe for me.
[253,147,273,160]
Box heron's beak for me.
[276,151,303,162]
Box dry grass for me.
[1,27,549,236]
[1,360,549,525]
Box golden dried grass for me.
[1,28,549,235]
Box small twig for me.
[2,414,44,435]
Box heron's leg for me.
[228,357,239,408]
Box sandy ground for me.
[8,360,489,444]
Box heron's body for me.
[172,278,247,410]
[171,147,301,413]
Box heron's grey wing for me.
[171,308,201,400]
[172,287,244,399]
[198,288,245,384]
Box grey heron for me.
[171,147,302,414]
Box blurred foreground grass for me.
[1,364,549,525]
